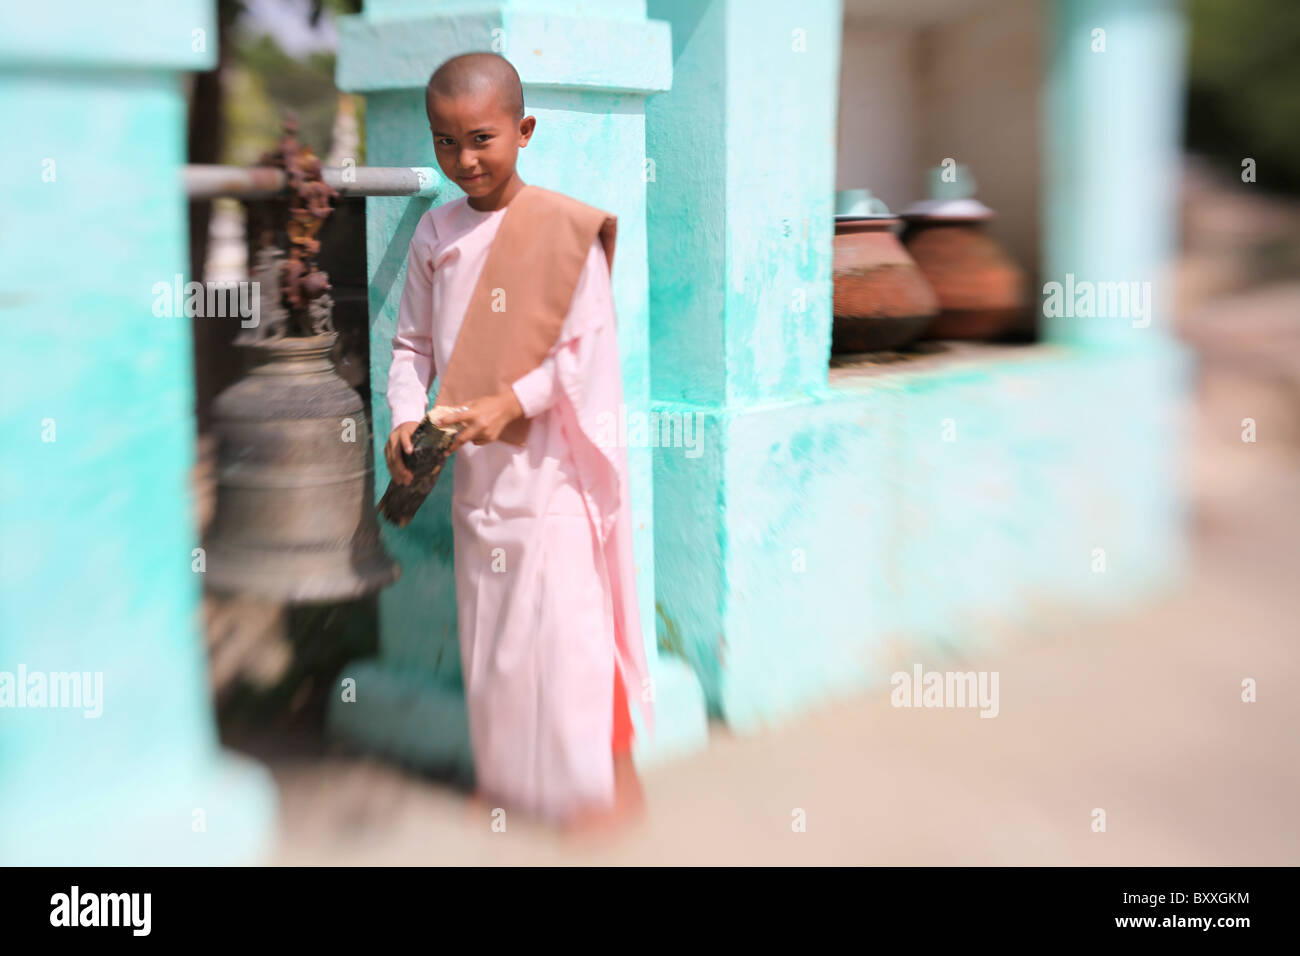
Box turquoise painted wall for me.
[647,0,1192,730]
[645,0,728,405]
[646,0,839,406]
[362,0,650,24]
[722,1,840,403]
[0,0,276,864]
[701,348,1190,730]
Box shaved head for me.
[426,52,525,123]
[424,52,534,206]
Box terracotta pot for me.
[832,217,939,352]
[901,216,1026,340]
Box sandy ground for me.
[255,275,1300,865]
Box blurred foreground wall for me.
[0,0,276,865]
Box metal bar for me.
[184,165,440,200]
[326,166,439,197]
[184,165,286,200]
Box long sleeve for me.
[386,214,438,427]
[511,237,613,419]
[511,356,561,420]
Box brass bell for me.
[204,332,400,602]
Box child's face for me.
[427,88,534,202]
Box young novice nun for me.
[384,52,653,833]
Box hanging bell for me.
[204,332,400,603]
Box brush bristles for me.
[377,413,464,527]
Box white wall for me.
[919,0,1042,282]
[838,0,1043,296]
[837,20,921,214]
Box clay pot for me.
[901,213,1026,340]
[832,217,939,352]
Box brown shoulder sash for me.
[433,184,617,446]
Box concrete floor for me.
[256,274,1300,864]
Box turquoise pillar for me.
[329,0,708,778]
[647,0,1191,733]
[647,0,847,729]
[1043,0,1187,349]
[1035,0,1194,625]
[0,1,277,863]
[647,0,841,407]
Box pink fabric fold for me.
[546,242,655,742]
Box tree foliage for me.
[1187,0,1300,192]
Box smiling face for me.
[427,86,535,210]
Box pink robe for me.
[387,195,653,823]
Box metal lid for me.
[835,187,894,219]
[899,197,994,220]
[901,164,995,220]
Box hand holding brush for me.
[378,406,466,527]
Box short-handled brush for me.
[377,406,465,528]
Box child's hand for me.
[385,420,422,485]
[441,391,524,452]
